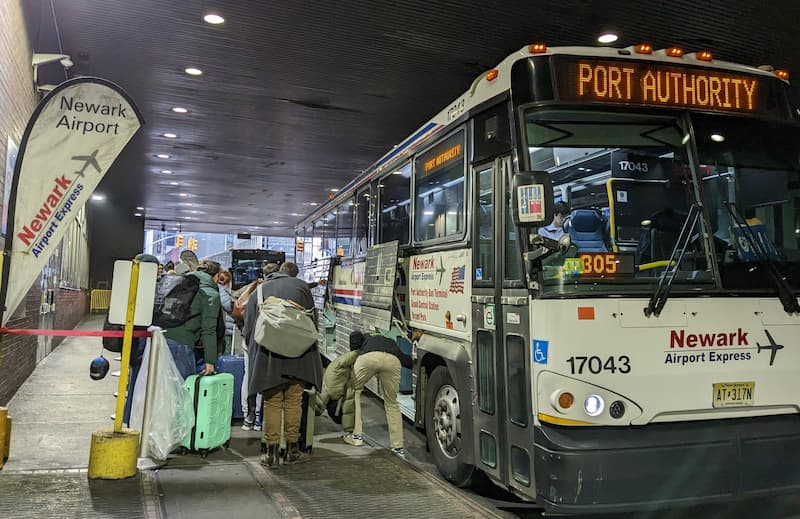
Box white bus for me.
[295,43,800,514]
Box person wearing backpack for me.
[242,262,323,468]
[160,260,222,378]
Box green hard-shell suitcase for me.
[182,373,234,457]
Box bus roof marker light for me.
[710,133,725,143]
[584,395,605,417]
[634,43,653,55]
[528,43,547,54]
[775,69,790,81]
[597,33,618,44]
[666,47,684,57]
[486,69,499,82]
[558,392,574,410]
[697,50,713,61]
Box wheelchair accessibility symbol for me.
[533,339,549,365]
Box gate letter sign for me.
[0,78,143,325]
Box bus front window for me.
[523,110,715,296]
[693,114,800,294]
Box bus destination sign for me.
[554,57,772,115]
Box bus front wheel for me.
[425,366,474,487]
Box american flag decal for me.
[449,265,465,294]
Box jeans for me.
[122,363,140,426]
[353,351,403,449]
[166,339,196,379]
[262,382,304,445]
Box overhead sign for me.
[1,78,143,325]
[554,57,774,116]
[418,131,464,177]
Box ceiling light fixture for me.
[309,202,318,206]
[597,32,618,44]
[178,193,188,197]
[160,169,173,174]
[163,132,177,138]
[156,153,171,159]
[710,133,725,142]
[203,13,225,24]
[330,188,339,192]
[169,181,180,186]
[185,67,203,76]
[136,206,144,210]
[91,194,105,201]
[134,213,142,217]
[171,107,188,113]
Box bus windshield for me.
[523,110,715,296]
[693,114,800,293]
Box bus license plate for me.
[712,382,755,408]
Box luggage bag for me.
[261,385,316,454]
[215,355,245,420]
[182,372,234,457]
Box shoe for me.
[254,422,262,432]
[260,444,280,469]
[390,447,406,457]
[342,433,363,446]
[241,416,255,431]
[284,442,311,464]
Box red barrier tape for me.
[0,328,151,338]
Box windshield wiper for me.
[724,202,800,314]
[645,204,701,317]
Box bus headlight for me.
[584,394,605,417]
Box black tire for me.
[425,366,474,487]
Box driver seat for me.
[563,209,609,252]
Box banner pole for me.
[113,260,140,434]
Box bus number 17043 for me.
[567,355,631,375]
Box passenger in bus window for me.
[538,201,570,240]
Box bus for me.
[295,43,800,514]
[230,249,285,290]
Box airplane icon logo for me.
[756,330,784,367]
[71,149,101,178]
[436,257,446,284]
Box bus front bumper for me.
[534,415,800,515]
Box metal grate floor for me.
[0,470,146,518]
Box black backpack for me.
[153,274,201,328]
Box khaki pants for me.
[262,381,304,445]
[353,351,403,449]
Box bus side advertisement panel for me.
[409,249,471,336]
[332,261,364,313]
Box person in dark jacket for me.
[243,262,323,467]
[345,330,412,456]
[164,261,222,378]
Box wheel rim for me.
[432,384,461,459]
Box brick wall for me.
[0,0,88,405]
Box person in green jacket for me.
[314,335,361,433]
[164,261,222,378]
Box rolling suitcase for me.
[182,372,234,457]
[261,385,316,454]
[215,355,245,420]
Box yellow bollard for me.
[87,428,140,479]
[0,407,6,469]
[88,260,141,479]
[4,415,11,462]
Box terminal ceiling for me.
[26,0,800,236]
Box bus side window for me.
[355,188,370,256]
[378,162,411,245]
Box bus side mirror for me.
[511,171,554,227]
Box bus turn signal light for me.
[697,50,713,61]
[558,392,575,409]
[634,43,653,54]
[528,43,547,54]
[486,69,499,81]
[775,69,790,80]
[666,47,684,57]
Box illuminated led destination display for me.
[553,57,776,115]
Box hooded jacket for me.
[164,270,222,364]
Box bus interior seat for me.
[563,209,610,252]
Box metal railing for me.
[89,289,112,313]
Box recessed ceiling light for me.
[189,210,200,214]
[136,206,144,210]
[160,169,173,174]
[163,132,177,138]
[185,67,203,76]
[289,213,301,216]
[171,107,188,113]
[178,193,188,197]
[598,33,618,44]
[710,133,725,142]
[392,170,403,175]
[203,13,225,24]
[134,213,142,217]
[272,221,281,224]
[169,181,180,186]
[91,194,105,201]
[309,202,318,206]
[184,216,193,220]
[330,188,339,192]
[156,153,171,159]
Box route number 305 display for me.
[567,355,631,374]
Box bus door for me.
[472,156,535,492]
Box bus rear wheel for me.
[425,366,474,487]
